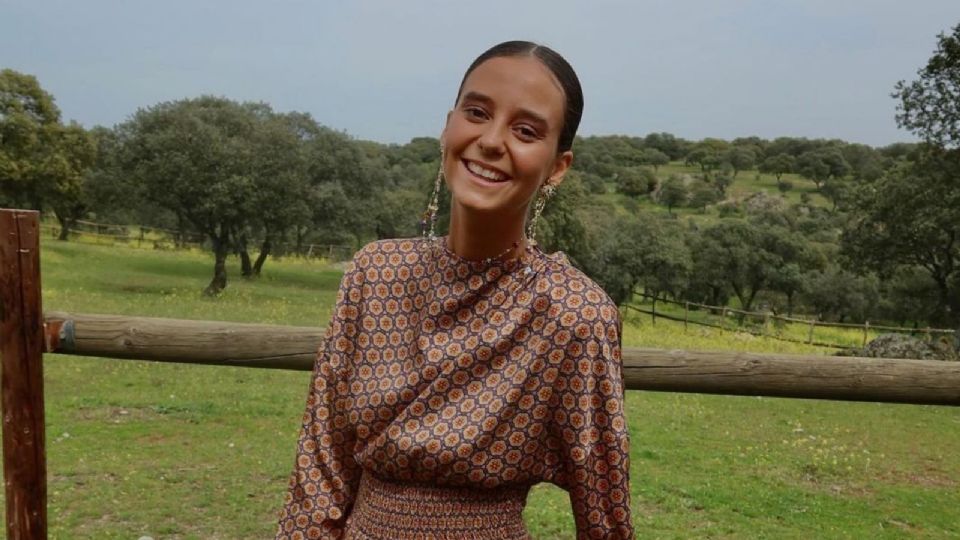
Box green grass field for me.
[3,239,958,539]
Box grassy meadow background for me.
[1,238,958,539]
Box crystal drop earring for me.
[420,145,444,241]
[526,181,556,246]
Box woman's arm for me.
[557,299,635,539]
[275,253,365,539]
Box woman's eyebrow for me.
[462,91,494,106]
[462,91,549,128]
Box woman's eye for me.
[515,126,539,140]
[465,107,487,120]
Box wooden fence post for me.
[0,209,47,539]
[683,301,689,332]
[863,321,870,348]
[721,307,728,334]
[807,316,817,345]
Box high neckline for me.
[424,235,546,273]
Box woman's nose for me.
[476,125,506,156]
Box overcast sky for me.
[2,1,957,147]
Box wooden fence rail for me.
[41,311,960,407]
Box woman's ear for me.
[440,110,453,149]
[546,150,574,188]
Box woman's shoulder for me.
[535,249,620,324]
[359,237,423,253]
[346,237,425,268]
[355,237,421,257]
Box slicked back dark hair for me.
[455,40,584,153]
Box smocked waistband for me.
[343,471,532,540]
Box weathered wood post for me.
[807,316,817,345]
[0,209,47,539]
[863,321,870,348]
[683,301,689,332]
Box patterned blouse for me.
[276,237,634,539]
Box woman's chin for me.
[451,194,504,214]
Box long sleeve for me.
[276,254,365,540]
[556,300,634,539]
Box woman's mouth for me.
[463,159,510,184]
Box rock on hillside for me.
[743,191,787,214]
[836,333,958,361]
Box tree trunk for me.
[734,290,751,313]
[175,213,186,249]
[239,251,252,277]
[56,213,72,241]
[932,274,954,326]
[744,288,758,312]
[253,235,272,276]
[204,230,230,296]
[709,286,723,314]
[236,230,252,278]
[295,226,307,256]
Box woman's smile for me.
[462,159,511,185]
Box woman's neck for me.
[446,201,528,261]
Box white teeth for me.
[466,161,506,182]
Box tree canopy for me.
[117,97,312,293]
[0,68,97,232]
[893,22,960,149]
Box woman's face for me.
[441,55,572,221]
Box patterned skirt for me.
[343,470,532,540]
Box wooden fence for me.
[41,311,960,407]
[631,292,956,349]
[3,208,960,539]
[39,215,354,260]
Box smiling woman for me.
[442,56,570,235]
[275,41,634,540]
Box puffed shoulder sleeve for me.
[276,250,365,540]
[553,297,634,539]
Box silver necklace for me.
[436,237,532,265]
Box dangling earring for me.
[421,145,444,241]
[526,181,556,246]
